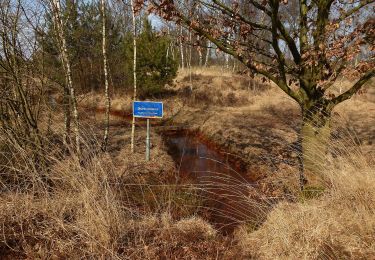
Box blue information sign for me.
[133,101,163,118]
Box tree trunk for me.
[300,106,331,188]
[179,26,184,69]
[166,26,171,60]
[188,29,192,68]
[130,0,137,153]
[171,41,175,60]
[205,41,210,67]
[198,48,202,67]
[197,36,202,67]
[101,0,110,152]
[52,0,80,155]
[225,53,229,70]
[63,85,71,146]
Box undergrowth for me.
[1,86,374,259]
[0,128,229,259]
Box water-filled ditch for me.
[161,130,255,233]
[96,108,256,233]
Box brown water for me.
[162,130,255,233]
[92,107,257,233]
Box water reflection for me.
[162,130,253,233]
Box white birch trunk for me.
[188,29,192,91]
[171,41,175,60]
[168,26,175,60]
[51,0,80,154]
[225,53,229,70]
[63,83,71,146]
[50,2,70,146]
[197,36,202,67]
[130,0,137,153]
[101,0,110,151]
[188,29,192,68]
[205,41,210,67]
[179,26,184,69]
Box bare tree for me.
[179,25,184,69]
[204,40,211,67]
[130,0,137,153]
[50,0,80,154]
[101,0,111,151]
[197,36,203,66]
[0,0,42,148]
[188,29,192,68]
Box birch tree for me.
[188,29,192,69]
[179,25,184,69]
[50,0,80,154]
[197,36,203,67]
[130,0,137,153]
[101,0,111,151]
[204,41,210,67]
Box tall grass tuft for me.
[0,127,126,258]
[0,126,227,258]
[234,122,375,259]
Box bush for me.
[123,18,178,97]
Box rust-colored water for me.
[93,107,255,233]
[162,130,254,234]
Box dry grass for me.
[170,68,375,259]
[173,66,270,107]
[235,151,375,259]
[119,213,233,259]
[1,67,374,258]
[2,125,374,258]
[177,66,241,79]
[78,91,133,112]
[0,123,225,259]
[0,131,125,258]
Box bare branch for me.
[337,0,374,21]
[331,69,374,105]
[209,0,271,31]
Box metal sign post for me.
[133,101,163,161]
[146,118,150,161]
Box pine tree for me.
[123,17,178,97]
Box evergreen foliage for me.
[123,18,178,97]
[38,2,177,96]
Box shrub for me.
[123,18,178,97]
